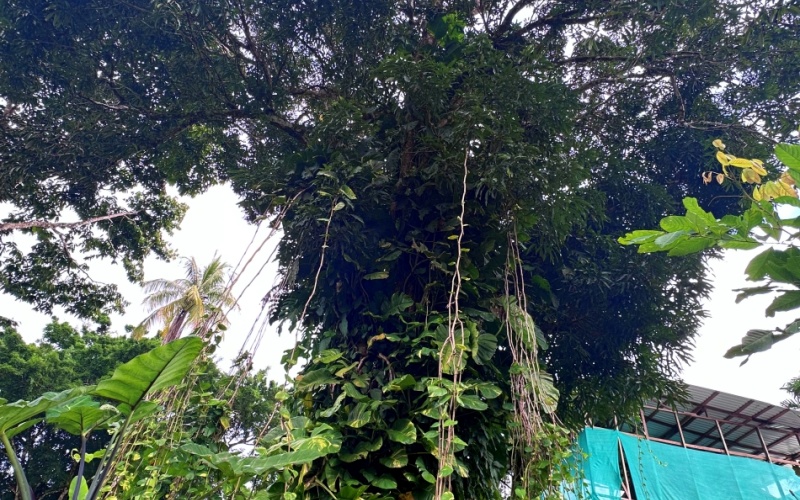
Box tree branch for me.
[0,210,139,233]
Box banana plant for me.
[0,388,91,500]
[0,337,204,500]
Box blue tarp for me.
[575,427,800,499]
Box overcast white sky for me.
[2,184,798,405]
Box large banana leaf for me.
[0,387,91,435]
[46,396,113,436]
[93,337,203,407]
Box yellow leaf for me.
[367,333,386,348]
[730,157,755,169]
[716,151,732,166]
[219,416,230,430]
[741,169,761,184]
[750,161,767,176]
[712,139,726,150]
[777,181,797,198]
[716,173,725,185]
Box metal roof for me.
[623,384,800,466]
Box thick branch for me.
[0,210,138,233]
[497,0,539,34]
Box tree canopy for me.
[2,0,800,497]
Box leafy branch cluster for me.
[621,140,800,367]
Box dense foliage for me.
[0,321,279,499]
[621,140,800,404]
[0,320,158,498]
[2,0,800,497]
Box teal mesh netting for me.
[575,427,800,499]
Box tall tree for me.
[1,0,799,497]
[133,256,237,343]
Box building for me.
[575,385,800,499]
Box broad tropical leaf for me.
[0,387,90,435]
[46,395,112,436]
[93,337,204,406]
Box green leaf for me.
[0,387,90,435]
[346,403,373,428]
[745,248,777,281]
[783,319,800,335]
[295,368,338,390]
[340,437,382,462]
[735,285,775,303]
[471,333,497,365]
[457,394,488,411]
[668,237,715,256]
[68,476,88,500]
[340,185,357,200]
[682,197,717,230]
[317,349,344,364]
[364,271,389,280]
[370,475,397,490]
[506,301,541,351]
[718,240,761,250]
[775,143,800,170]
[93,337,203,407]
[379,447,409,468]
[427,384,449,398]
[766,291,800,317]
[381,292,414,317]
[385,374,416,392]
[440,342,466,375]
[386,419,417,444]
[618,230,663,245]
[535,369,559,414]
[659,216,694,232]
[475,383,502,399]
[4,418,41,439]
[183,428,342,477]
[46,396,111,436]
[653,230,689,248]
[320,392,346,418]
[724,329,775,358]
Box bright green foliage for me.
[0,337,203,500]
[93,336,203,406]
[0,321,158,498]
[45,396,110,437]
[620,140,800,365]
[0,323,281,500]
[3,0,800,497]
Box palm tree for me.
[132,256,238,343]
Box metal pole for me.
[715,420,729,455]
[640,409,650,439]
[756,428,772,463]
[673,410,687,447]
[618,438,633,500]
